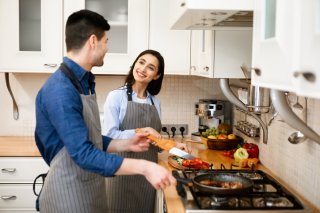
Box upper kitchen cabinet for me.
[169,0,254,30]
[190,30,252,78]
[64,0,149,75]
[149,0,190,75]
[0,0,63,73]
[252,0,320,99]
[295,0,320,98]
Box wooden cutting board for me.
[167,155,187,170]
[135,128,176,151]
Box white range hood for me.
[170,0,254,30]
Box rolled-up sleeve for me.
[42,76,123,176]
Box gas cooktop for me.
[173,169,311,213]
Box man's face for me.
[93,32,108,67]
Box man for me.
[35,9,175,213]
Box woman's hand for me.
[175,142,191,153]
[137,127,161,138]
[135,127,161,146]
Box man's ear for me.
[88,34,97,48]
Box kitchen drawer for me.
[0,184,41,211]
[0,157,48,183]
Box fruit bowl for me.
[201,136,243,150]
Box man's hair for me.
[125,49,165,95]
[65,9,110,51]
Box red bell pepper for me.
[242,143,259,158]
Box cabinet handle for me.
[44,63,58,68]
[203,66,209,72]
[241,64,261,76]
[1,195,17,200]
[190,66,196,72]
[1,168,16,173]
[293,71,316,83]
[180,2,185,7]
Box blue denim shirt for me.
[35,57,123,177]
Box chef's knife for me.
[168,147,195,160]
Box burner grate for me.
[181,169,305,210]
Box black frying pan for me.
[175,172,254,195]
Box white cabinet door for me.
[252,0,320,98]
[149,0,190,75]
[294,0,320,98]
[0,0,63,73]
[0,184,41,211]
[252,0,300,91]
[0,157,48,183]
[190,30,251,78]
[190,30,214,77]
[64,0,149,75]
[214,30,252,78]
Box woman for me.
[102,49,186,213]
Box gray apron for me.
[105,87,162,213]
[39,64,107,213]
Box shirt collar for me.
[126,85,151,99]
[63,57,95,83]
[63,57,96,94]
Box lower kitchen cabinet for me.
[0,157,49,212]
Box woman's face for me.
[133,54,160,84]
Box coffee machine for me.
[192,99,233,141]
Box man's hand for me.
[127,132,151,152]
[143,162,176,190]
[115,159,176,190]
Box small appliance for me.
[192,99,233,141]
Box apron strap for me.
[126,85,155,105]
[126,85,133,101]
[33,172,48,211]
[60,63,84,94]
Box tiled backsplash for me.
[1,73,319,211]
[95,75,226,135]
[234,95,320,212]
[0,74,224,136]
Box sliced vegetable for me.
[247,158,259,168]
[234,148,249,163]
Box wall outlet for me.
[161,124,188,137]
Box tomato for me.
[182,159,190,167]
[242,143,259,158]
[222,149,236,159]
[182,158,210,169]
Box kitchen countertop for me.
[0,136,317,212]
[0,136,41,157]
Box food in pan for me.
[199,180,243,189]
